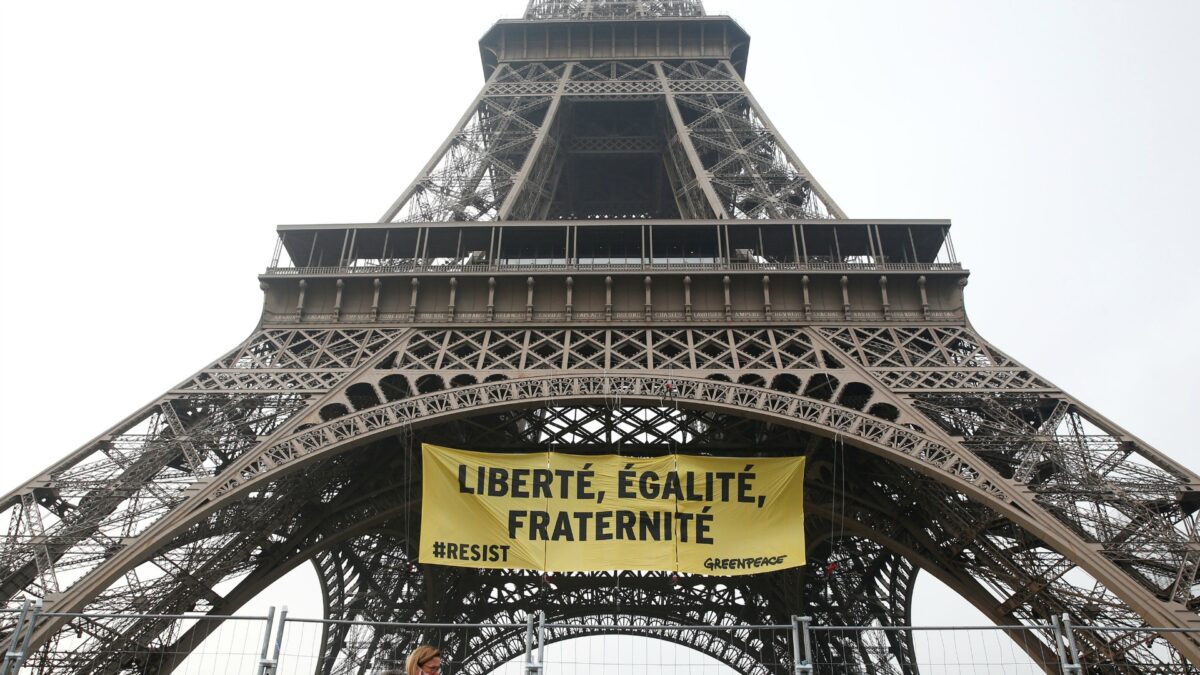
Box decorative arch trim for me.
[209,374,1011,506]
[31,374,1200,665]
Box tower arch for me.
[2,1,1197,672]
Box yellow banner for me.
[419,444,805,576]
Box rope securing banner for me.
[419,444,805,575]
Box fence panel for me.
[3,608,1200,674]
[14,613,271,675]
[538,623,794,675]
[275,618,531,675]
[810,625,1057,675]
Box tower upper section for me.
[485,3,747,79]
[379,1,849,224]
[260,2,965,322]
[525,0,706,20]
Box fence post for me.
[1,598,32,675]
[1050,615,1073,675]
[524,615,541,675]
[256,607,276,675]
[791,615,813,674]
[537,611,546,670]
[267,606,288,675]
[800,616,814,673]
[1061,613,1083,674]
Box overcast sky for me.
[2,0,1199,657]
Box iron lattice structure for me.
[3,1,1199,673]
[524,0,707,20]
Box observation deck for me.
[266,219,959,278]
[481,1,749,77]
[258,219,967,327]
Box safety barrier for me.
[1,601,1192,674]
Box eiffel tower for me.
[3,0,1199,672]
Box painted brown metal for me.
[2,1,1198,673]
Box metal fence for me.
[2,600,1196,674]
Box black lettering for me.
[576,470,595,500]
[616,510,635,540]
[551,511,574,541]
[532,469,552,498]
[554,469,573,497]
[661,472,684,500]
[639,471,661,499]
[696,513,714,545]
[595,511,613,541]
[529,511,550,540]
[574,511,593,541]
[508,510,527,539]
[639,511,662,541]
[488,467,509,497]
[738,472,756,503]
[511,468,530,498]
[677,512,694,542]
[685,472,704,501]
[715,472,735,501]
[447,543,458,558]
[458,465,475,494]
[618,470,636,499]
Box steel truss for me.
[524,0,707,20]
[3,2,1198,673]
[3,321,1197,672]
[381,59,844,223]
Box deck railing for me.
[525,0,706,20]
[263,261,964,277]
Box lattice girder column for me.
[811,324,1200,668]
[5,2,1199,674]
[11,318,1200,671]
[7,399,947,674]
[379,63,571,223]
[188,332,1200,667]
[0,328,407,604]
[381,57,845,223]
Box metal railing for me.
[1,604,1192,674]
[263,261,964,277]
[524,0,707,20]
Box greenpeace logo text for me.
[703,555,787,571]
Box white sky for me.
[2,0,1199,664]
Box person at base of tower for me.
[405,645,444,675]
